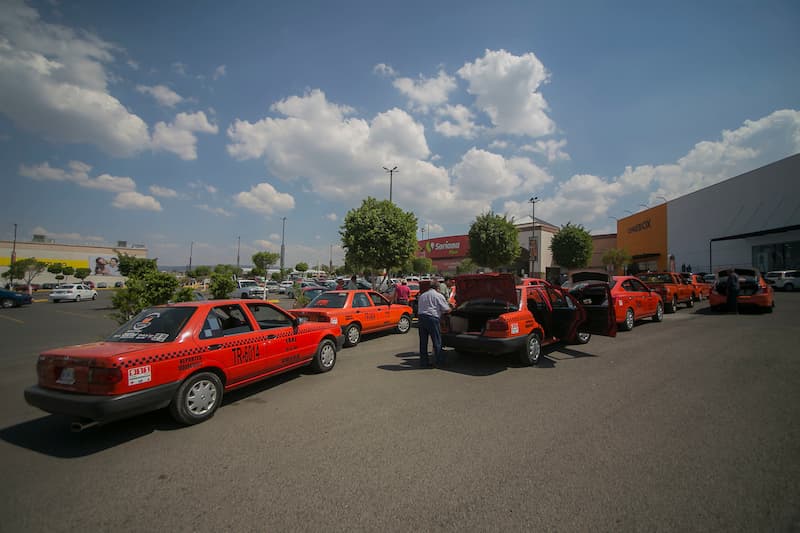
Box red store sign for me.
[419,235,470,259]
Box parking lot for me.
[1,291,799,531]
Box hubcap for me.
[320,344,335,367]
[187,379,217,415]
[528,336,540,362]
[398,317,410,332]
[347,327,359,344]
[626,310,634,329]
[578,332,590,343]
[657,304,663,319]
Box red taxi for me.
[441,273,616,366]
[709,268,774,312]
[610,276,664,330]
[292,290,413,346]
[25,300,343,429]
[681,273,712,300]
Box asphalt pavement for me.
[1,291,799,532]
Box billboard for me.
[90,256,120,276]
[419,235,470,259]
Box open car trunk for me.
[715,269,761,296]
[446,300,518,334]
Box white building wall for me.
[667,154,800,273]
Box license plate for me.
[56,367,75,385]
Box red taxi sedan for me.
[293,290,413,347]
[25,300,343,429]
[611,276,664,331]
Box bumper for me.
[24,381,181,423]
[334,334,346,351]
[709,293,772,308]
[441,332,527,355]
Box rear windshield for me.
[107,307,196,343]
[308,292,348,308]
[638,273,673,283]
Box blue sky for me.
[1,0,799,268]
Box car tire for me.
[575,332,591,344]
[310,339,336,373]
[653,302,664,322]
[92,293,97,300]
[75,295,81,302]
[169,371,223,425]
[396,314,411,334]
[519,332,542,366]
[620,308,634,331]
[666,296,677,313]
[785,283,794,292]
[1,298,14,309]
[686,296,694,308]
[344,323,361,346]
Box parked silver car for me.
[49,284,98,303]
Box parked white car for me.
[765,270,798,291]
[49,284,98,303]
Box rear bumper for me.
[24,381,181,423]
[441,332,526,355]
[334,334,345,350]
[709,292,772,308]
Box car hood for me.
[454,273,517,306]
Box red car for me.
[709,268,774,313]
[611,275,664,331]
[25,300,343,429]
[293,290,413,346]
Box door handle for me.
[267,334,277,339]
[207,344,222,351]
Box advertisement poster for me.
[90,256,120,276]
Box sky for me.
[1,0,799,269]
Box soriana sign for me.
[420,235,470,259]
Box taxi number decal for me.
[281,354,303,365]
[363,313,376,320]
[232,344,260,364]
[128,365,152,386]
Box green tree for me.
[47,262,64,278]
[186,265,212,279]
[550,222,594,270]
[411,257,433,275]
[253,251,280,272]
[74,267,91,281]
[111,271,180,323]
[295,262,309,272]
[1,258,48,293]
[116,252,158,278]
[602,248,632,275]
[467,212,519,270]
[209,272,236,299]
[214,264,242,278]
[62,266,75,283]
[270,271,282,281]
[340,197,418,282]
[456,258,478,274]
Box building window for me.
[752,241,799,272]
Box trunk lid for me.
[453,273,517,307]
[37,342,151,393]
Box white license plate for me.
[56,367,76,385]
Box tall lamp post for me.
[420,227,426,257]
[280,217,287,275]
[236,236,241,271]
[529,196,538,277]
[188,241,194,273]
[9,223,17,288]
[383,166,398,203]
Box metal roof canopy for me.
[708,224,800,271]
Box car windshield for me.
[308,292,348,308]
[638,273,673,283]
[765,272,780,278]
[107,307,197,343]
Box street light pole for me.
[188,241,194,273]
[420,227,426,257]
[280,217,287,275]
[529,196,538,277]
[236,236,241,270]
[9,223,17,288]
[383,166,398,202]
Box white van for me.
[764,270,798,291]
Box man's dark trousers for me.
[418,314,443,366]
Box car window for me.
[369,292,390,306]
[621,280,635,292]
[246,303,293,329]
[630,279,649,292]
[545,287,568,308]
[308,292,348,308]
[352,293,372,308]
[108,307,197,343]
[200,304,254,339]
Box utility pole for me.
[420,227,426,258]
[236,236,240,270]
[529,196,538,278]
[188,241,194,273]
[280,217,287,275]
[9,223,17,288]
[329,244,333,273]
[383,166,398,203]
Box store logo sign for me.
[628,219,651,234]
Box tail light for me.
[486,318,508,332]
[89,367,122,385]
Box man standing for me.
[347,275,358,290]
[393,280,411,305]
[417,281,451,368]
[726,268,740,313]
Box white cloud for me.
[112,191,162,211]
[373,63,396,77]
[194,203,232,217]
[31,226,104,243]
[452,148,553,201]
[149,185,178,198]
[152,111,218,160]
[233,182,295,216]
[434,104,480,138]
[325,213,337,221]
[213,64,226,80]
[489,140,508,150]
[268,233,281,241]
[172,62,187,75]
[458,49,554,137]
[136,84,183,107]
[392,69,457,113]
[0,1,150,156]
[522,139,571,162]
[253,239,279,251]
[20,160,136,192]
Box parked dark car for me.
[0,288,33,308]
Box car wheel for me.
[620,308,634,331]
[519,332,542,366]
[75,295,81,302]
[785,283,794,292]
[653,302,664,322]
[576,332,591,344]
[396,314,411,334]
[92,293,97,300]
[169,371,223,425]
[344,323,361,346]
[666,296,677,313]
[686,296,694,308]
[310,339,336,373]
[1,298,14,309]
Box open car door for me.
[567,282,617,337]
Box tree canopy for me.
[550,222,594,270]
[295,262,309,272]
[467,211,519,270]
[2,258,48,290]
[252,252,280,272]
[340,197,418,276]
[602,248,632,274]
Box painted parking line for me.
[0,314,24,324]
[54,309,100,319]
